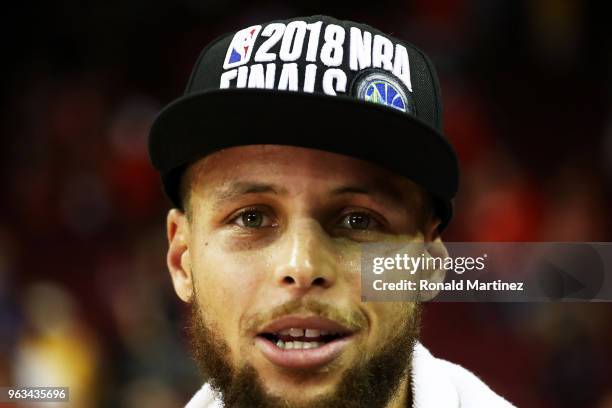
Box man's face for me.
[167,145,437,407]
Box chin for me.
[261,381,339,406]
[254,359,346,396]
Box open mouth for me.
[254,316,357,369]
[259,328,350,350]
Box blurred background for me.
[1,0,611,407]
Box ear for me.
[167,208,194,303]
[424,214,442,243]
[419,234,448,301]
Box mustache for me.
[244,298,369,334]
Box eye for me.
[232,209,275,229]
[337,212,380,231]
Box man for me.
[149,15,514,408]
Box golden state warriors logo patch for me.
[353,71,415,114]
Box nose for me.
[273,219,337,292]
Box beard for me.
[187,299,421,408]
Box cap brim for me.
[149,88,458,228]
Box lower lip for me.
[255,336,353,369]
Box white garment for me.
[185,342,515,408]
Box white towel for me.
[185,342,516,408]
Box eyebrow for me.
[212,182,287,208]
[330,183,405,206]
[209,180,406,211]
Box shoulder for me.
[412,343,516,408]
[184,383,223,408]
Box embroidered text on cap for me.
[219,20,414,100]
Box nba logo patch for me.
[223,25,262,69]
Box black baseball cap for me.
[149,15,459,230]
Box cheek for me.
[366,302,415,344]
[192,242,269,344]
[334,240,363,290]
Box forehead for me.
[184,145,423,201]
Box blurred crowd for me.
[1,1,611,407]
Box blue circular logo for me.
[354,72,415,114]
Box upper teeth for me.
[289,328,304,337]
[276,328,333,338]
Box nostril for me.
[282,276,295,284]
[312,277,326,286]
